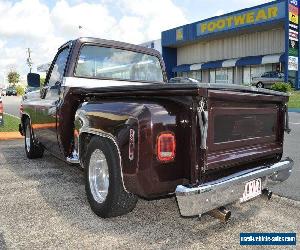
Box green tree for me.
[40,77,46,86]
[16,85,25,96]
[7,71,20,86]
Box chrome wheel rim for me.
[25,124,31,152]
[89,149,109,203]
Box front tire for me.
[24,118,44,159]
[84,136,138,218]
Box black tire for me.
[84,136,138,218]
[24,118,44,159]
[256,82,264,88]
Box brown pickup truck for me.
[20,37,293,221]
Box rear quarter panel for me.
[75,97,195,198]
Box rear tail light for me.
[157,132,176,162]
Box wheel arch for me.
[78,130,129,193]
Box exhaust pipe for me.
[208,206,231,223]
[262,189,272,200]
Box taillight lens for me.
[157,132,176,162]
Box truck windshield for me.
[75,45,164,82]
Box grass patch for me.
[0,114,20,132]
[288,91,300,108]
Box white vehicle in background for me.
[169,77,199,84]
[251,71,285,89]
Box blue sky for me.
[0,0,273,86]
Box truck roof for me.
[59,37,162,58]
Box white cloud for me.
[0,0,271,85]
[0,0,53,39]
[0,0,187,83]
[119,0,187,41]
[50,1,117,39]
[214,10,225,16]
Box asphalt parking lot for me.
[0,116,299,249]
[271,112,300,201]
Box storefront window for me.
[188,70,202,81]
[213,68,234,84]
[216,69,227,83]
[210,70,216,83]
[228,68,234,84]
[250,65,272,79]
[243,64,276,84]
[243,66,251,84]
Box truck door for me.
[33,47,70,156]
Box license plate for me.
[240,178,262,203]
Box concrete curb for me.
[0,132,23,140]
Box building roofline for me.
[162,0,285,34]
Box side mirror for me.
[27,73,40,87]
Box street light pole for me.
[26,48,33,73]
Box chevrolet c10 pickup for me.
[20,37,293,221]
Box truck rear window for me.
[75,45,164,82]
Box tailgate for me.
[204,89,288,171]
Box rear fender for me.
[74,102,141,193]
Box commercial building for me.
[161,0,300,89]
[139,39,162,54]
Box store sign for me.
[196,2,285,36]
[288,0,299,71]
[289,40,299,57]
[288,56,298,71]
[289,29,298,41]
[176,28,183,41]
[290,0,298,7]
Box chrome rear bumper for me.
[176,158,293,217]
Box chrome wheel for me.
[25,124,31,152]
[89,149,109,203]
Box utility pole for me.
[26,48,33,73]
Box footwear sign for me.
[289,0,299,71]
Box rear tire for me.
[84,136,138,218]
[24,118,44,159]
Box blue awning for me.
[172,64,191,73]
[236,55,263,66]
[173,53,286,73]
[201,60,224,70]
